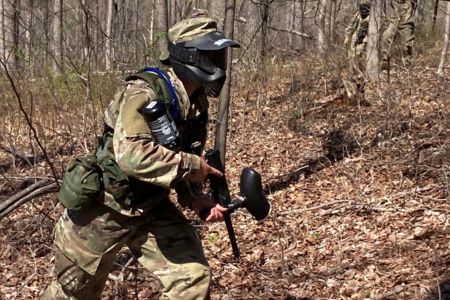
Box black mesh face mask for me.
[167,31,239,97]
[196,49,227,96]
[169,44,228,96]
[197,49,227,74]
[360,4,370,18]
[204,76,226,97]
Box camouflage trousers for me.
[40,197,211,300]
[381,20,415,65]
[343,52,366,105]
[348,41,367,59]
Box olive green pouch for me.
[95,129,132,206]
[97,156,131,205]
[57,155,102,211]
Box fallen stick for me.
[0,182,58,219]
[0,180,52,213]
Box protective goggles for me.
[169,43,227,74]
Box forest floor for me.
[0,52,449,300]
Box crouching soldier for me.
[41,16,240,300]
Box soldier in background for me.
[381,0,417,69]
[343,2,371,104]
[344,2,371,58]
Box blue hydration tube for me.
[143,67,181,122]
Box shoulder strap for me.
[126,67,180,122]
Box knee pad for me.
[54,248,95,298]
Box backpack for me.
[58,68,176,211]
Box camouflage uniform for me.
[41,18,221,300]
[381,0,417,66]
[345,11,370,58]
[344,5,370,104]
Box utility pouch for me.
[57,155,102,211]
[96,127,132,206]
[97,156,131,205]
[357,29,367,44]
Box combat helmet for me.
[161,17,240,97]
[359,1,371,16]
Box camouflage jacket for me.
[389,0,416,25]
[345,12,370,45]
[103,68,209,212]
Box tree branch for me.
[0,181,58,220]
[0,58,61,189]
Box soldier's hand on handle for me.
[191,192,228,222]
[189,157,223,183]
[205,204,228,222]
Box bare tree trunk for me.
[235,0,248,49]
[433,0,439,28]
[329,0,338,43]
[93,1,99,68]
[115,0,123,65]
[44,0,50,67]
[259,0,269,77]
[134,0,138,65]
[154,0,168,65]
[10,0,20,70]
[183,0,193,18]
[415,0,424,25]
[289,0,296,48]
[169,0,175,26]
[169,0,182,26]
[25,0,33,70]
[215,0,236,165]
[150,0,154,56]
[316,0,327,55]
[437,1,450,75]
[2,0,19,70]
[0,0,5,64]
[105,0,113,70]
[206,0,212,15]
[324,0,332,42]
[118,0,125,64]
[366,0,383,80]
[52,0,63,73]
[299,0,305,50]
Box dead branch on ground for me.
[0,180,58,220]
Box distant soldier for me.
[344,2,371,58]
[343,2,371,104]
[381,0,417,68]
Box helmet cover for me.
[162,17,240,97]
